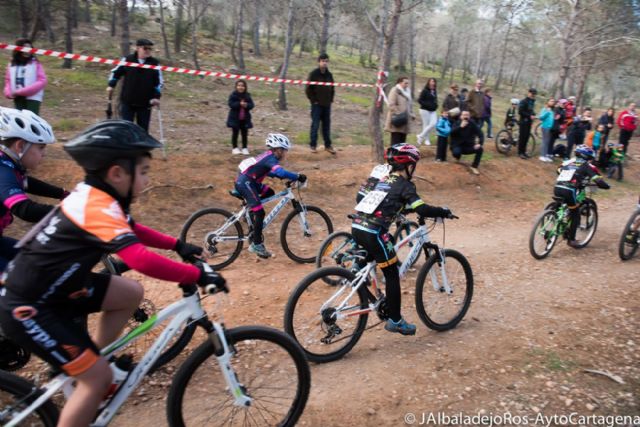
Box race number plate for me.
[370,164,391,180]
[557,169,576,182]
[238,157,257,172]
[355,190,387,214]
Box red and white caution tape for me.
[0,43,373,88]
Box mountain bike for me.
[529,186,598,259]
[0,262,311,427]
[284,216,474,363]
[180,181,333,269]
[618,200,640,261]
[495,124,536,156]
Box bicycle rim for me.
[284,267,368,363]
[167,326,310,427]
[619,210,640,260]
[0,370,59,426]
[495,130,512,155]
[529,210,558,259]
[415,250,473,331]
[281,206,333,263]
[526,134,537,156]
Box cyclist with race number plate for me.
[554,144,610,248]
[0,120,224,427]
[234,133,306,259]
[352,143,454,336]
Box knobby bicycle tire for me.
[284,267,369,363]
[619,209,640,261]
[414,249,474,331]
[166,326,311,427]
[316,231,361,285]
[179,207,244,270]
[280,205,334,263]
[495,129,513,155]
[0,370,59,426]
[573,198,598,248]
[529,209,559,259]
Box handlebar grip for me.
[205,284,217,294]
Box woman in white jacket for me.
[4,39,47,115]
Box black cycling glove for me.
[297,174,307,183]
[175,240,203,261]
[196,264,227,289]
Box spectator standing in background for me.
[467,79,485,128]
[384,77,414,145]
[226,80,254,155]
[305,53,336,154]
[481,88,493,139]
[616,103,637,156]
[442,84,460,112]
[517,88,537,159]
[416,78,438,146]
[598,108,615,145]
[107,38,163,132]
[4,38,47,115]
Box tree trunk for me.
[158,0,171,60]
[19,0,30,38]
[72,0,78,28]
[174,1,184,54]
[409,12,417,100]
[130,0,136,15]
[554,0,581,98]
[397,29,407,72]
[266,17,272,51]
[298,36,306,58]
[319,0,332,54]
[278,0,296,111]
[252,0,262,56]
[63,0,73,69]
[510,51,527,92]
[30,0,56,43]
[369,0,403,163]
[478,3,503,78]
[461,36,470,83]
[232,0,245,70]
[440,32,454,80]
[83,0,91,23]
[494,19,513,91]
[119,0,130,57]
[110,0,117,36]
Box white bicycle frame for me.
[205,183,311,245]
[324,219,454,320]
[6,290,250,427]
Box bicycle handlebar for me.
[196,261,230,295]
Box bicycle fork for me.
[291,200,312,236]
[424,243,454,295]
[207,322,252,407]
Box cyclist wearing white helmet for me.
[234,133,306,258]
[0,107,67,270]
[505,99,519,129]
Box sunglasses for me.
[141,47,153,51]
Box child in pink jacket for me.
[4,38,47,115]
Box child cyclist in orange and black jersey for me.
[235,133,306,259]
[0,107,69,270]
[0,120,225,427]
[352,144,454,336]
[554,144,610,247]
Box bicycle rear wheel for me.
[495,129,513,155]
[0,370,59,426]
[281,205,333,263]
[316,231,363,285]
[415,249,473,331]
[179,208,244,270]
[284,267,369,363]
[619,209,640,261]
[529,209,559,259]
[525,133,537,157]
[166,326,310,427]
[573,199,598,248]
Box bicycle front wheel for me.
[179,208,244,270]
[316,231,361,285]
[0,370,59,426]
[619,209,640,261]
[495,129,513,155]
[284,267,369,363]
[415,249,473,331]
[166,326,310,427]
[529,209,559,259]
[281,205,333,263]
[573,199,598,248]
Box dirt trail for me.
[13,143,640,426]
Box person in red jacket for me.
[616,102,637,155]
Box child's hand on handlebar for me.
[175,239,203,262]
[196,262,228,294]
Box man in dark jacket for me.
[517,88,537,159]
[107,38,163,132]
[305,53,335,154]
[450,110,484,175]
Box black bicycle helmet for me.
[64,120,162,172]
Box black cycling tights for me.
[568,206,580,241]
[250,209,266,245]
[380,262,402,322]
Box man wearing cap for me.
[517,88,537,159]
[106,38,163,132]
[442,84,460,112]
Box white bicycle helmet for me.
[265,133,291,150]
[0,107,55,144]
[510,98,520,105]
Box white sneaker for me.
[425,138,431,146]
[538,156,547,162]
[232,148,241,155]
[242,148,250,155]
[416,135,423,145]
